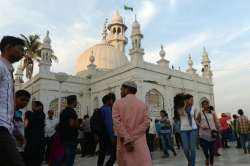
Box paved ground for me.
[71,147,250,166]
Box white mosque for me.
[15,11,214,118]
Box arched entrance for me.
[145,89,164,117]
[49,97,81,117]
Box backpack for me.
[90,110,105,135]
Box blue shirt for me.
[100,105,114,138]
[155,121,162,135]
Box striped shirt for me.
[0,57,15,133]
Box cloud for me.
[137,0,157,28]
[51,23,99,74]
[224,25,250,43]
[144,32,210,65]
[169,0,177,9]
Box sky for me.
[0,0,249,115]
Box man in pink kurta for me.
[112,81,152,166]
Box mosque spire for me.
[106,11,128,53]
[186,53,197,74]
[129,16,144,65]
[39,30,53,74]
[201,47,212,80]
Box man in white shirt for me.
[147,118,157,152]
[45,110,58,162]
[0,36,26,166]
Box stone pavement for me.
[70,147,250,166]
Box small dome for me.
[111,11,123,24]
[76,43,128,73]
[132,20,140,28]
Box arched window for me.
[93,96,99,110]
[117,27,121,34]
[145,89,164,115]
[135,39,138,48]
[49,97,81,117]
[113,27,116,34]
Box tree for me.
[20,34,41,79]
[20,34,58,79]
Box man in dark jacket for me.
[58,95,78,166]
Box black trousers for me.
[0,127,26,166]
[97,135,116,166]
[24,142,45,166]
[147,134,156,152]
[83,132,96,155]
[45,136,53,162]
[200,138,215,165]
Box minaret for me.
[106,11,128,53]
[201,47,212,79]
[157,45,170,68]
[39,30,53,74]
[186,54,197,74]
[129,15,144,65]
[15,60,24,84]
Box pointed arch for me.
[145,89,164,115]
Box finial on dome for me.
[203,46,207,52]
[188,53,193,67]
[89,50,95,64]
[43,30,51,44]
[115,10,120,16]
[159,44,166,59]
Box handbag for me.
[202,111,219,139]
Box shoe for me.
[215,153,221,157]
[205,160,209,166]
[161,154,169,158]
[244,149,247,154]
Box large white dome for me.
[76,42,128,73]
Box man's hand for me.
[125,142,134,152]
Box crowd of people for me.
[0,35,250,166]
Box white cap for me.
[122,81,137,89]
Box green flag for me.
[124,5,133,12]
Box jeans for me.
[200,138,215,164]
[160,133,175,156]
[0,127,26,166]
[61,142,77,166]
[181,130,197,166]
